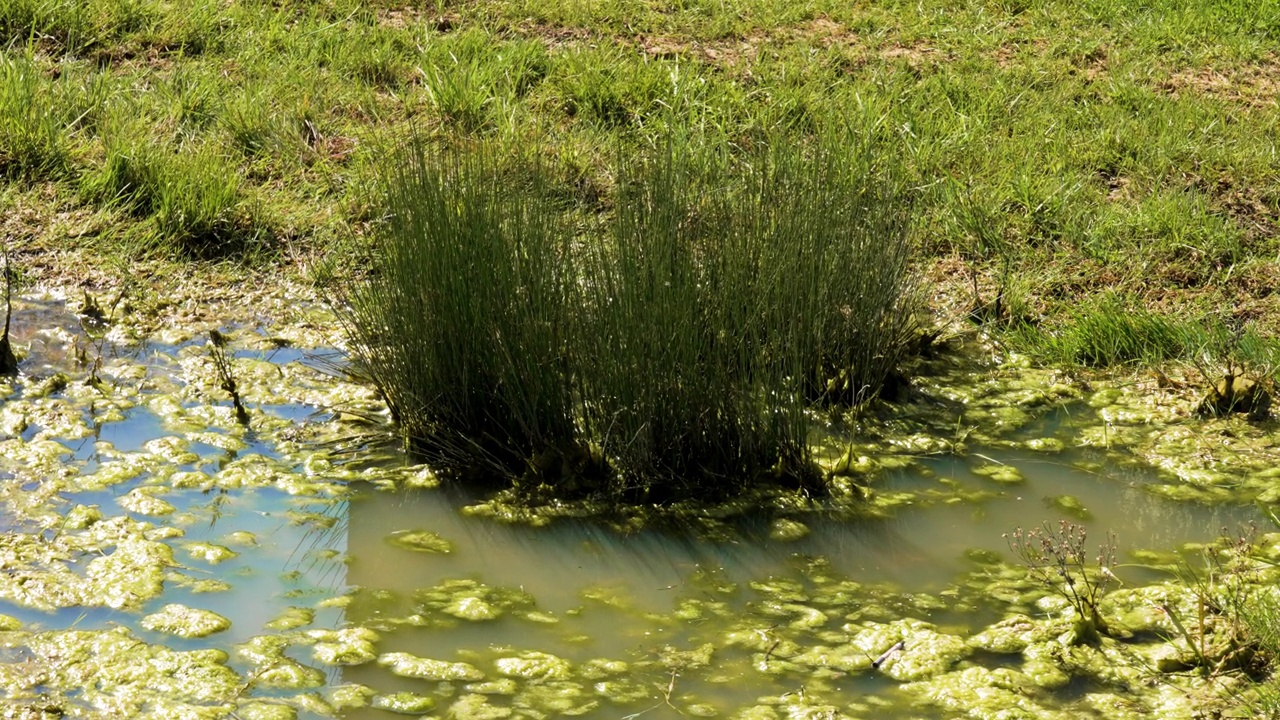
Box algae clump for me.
[184,541,240,564]
[387,529,455,554]
[768,518,810,542]
[267,606,315,631]
[141,603,232,638]
[372,692,436,714]
[1046,495,1092,521]
[307,627,380,665]
[972,464,1024,485]
[118,487,177,516]
[848,619,970,681]
[236,701,298,720]
[377,651,486,681]
[450,693,515,719]
[414,579,535,623]
[495,651,573,681]
[0,627,241,715]
[904,666,1064,719]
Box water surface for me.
[0,296,1267,719]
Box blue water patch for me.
[84,410,168,455]
[263,403,327,424]
[232,347,310,365]
[0,602,128,634]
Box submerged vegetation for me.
[338,130,917,501]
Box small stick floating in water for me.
[872,641,905,669]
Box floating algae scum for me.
[1,291,1278,718]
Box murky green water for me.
[334,449,1258,719]
[0,295,1273,719]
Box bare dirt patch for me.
[879,41,938,67]
[1159,54,1280,108]
[992,38,1106,81]
[513,19,599,50]
[508,14,945,74]
[993,42,1022,69]
[1185,172,1280,245]
[378,6,459,33]
[1102,173,1133,203]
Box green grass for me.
[1006,293,1280,384]
[3,0,1277,305]
[0,50,109,181]
[80,107,265,258]
[2,0,1275,489]
[1,0,1278,421]
[1009,295,1201,367]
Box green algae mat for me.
[2,291,1279,719]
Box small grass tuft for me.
[0,52,74,180]
[1007,295,1280,394]
[1013,295,1197,367]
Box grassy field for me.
[2,0,1277,352]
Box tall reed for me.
[338,141,580,482]
[741,129,918,407]
[575,139,813,500]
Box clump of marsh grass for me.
[1008,294,1280,395]
[151,142,258,258]
[574,139,811,500]
[81,111,163,213]
[337,141,582,485]
[338,128,920,504]
[0,0,93,54]
[82,110,263,259]
[1022,295,1197,367]
[0,50,77,179]
[747,128,919,407]
[576,128,918,499]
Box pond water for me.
[0,296,1272,719]
[337,447,1259,718]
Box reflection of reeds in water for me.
[284,348,406,459]
[285,497,350,594]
